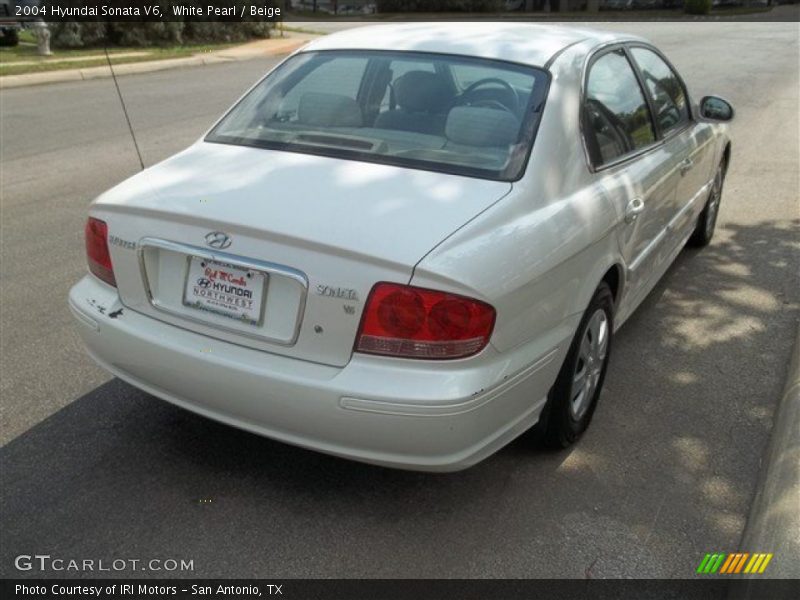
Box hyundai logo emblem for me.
[205,231,232,250]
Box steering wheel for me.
[458,78,520,114]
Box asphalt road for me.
[1,22,798,579]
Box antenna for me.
[104,46,145,171]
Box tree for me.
[684,0,712,14]
[45,1,280,48]
[376,0,503,11]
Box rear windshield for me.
[206,50,550,181]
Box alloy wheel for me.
[705,168,723,238]
[569,308,609,421]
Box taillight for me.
[85,217,116,287]
[355,282,495,360]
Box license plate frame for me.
[182,256,268,327]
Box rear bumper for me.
[69,275,565,471]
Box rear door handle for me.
[625,197,645,224]
[679,158,694,176]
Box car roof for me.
[301,23,644,68]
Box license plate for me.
[183,257,267,326]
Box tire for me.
[688,160,726,248]
[539,282,614,449]
[0,28,19,47]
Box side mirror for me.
[700,96,734,122]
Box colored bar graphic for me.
[700,552,774,575]
[719,553,736,574]
[711,554,726,573]
[744,554,760,573]
[700,553,726,574]
[697,554,712,574]
[734,553,749,573]
[758,554,773,573]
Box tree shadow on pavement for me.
[1,220,797,579]
[504,217,799,577]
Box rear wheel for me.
[539,283,614,448]
[688,161,726,247]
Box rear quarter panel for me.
[411,48,623,369]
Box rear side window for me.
[584,49,656,167]
[629,47,689,136]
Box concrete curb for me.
[731,321,800,592]
[0,37,311,90]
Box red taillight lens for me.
[356,282,496,360]
[84,217,116,287]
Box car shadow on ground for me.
[1,219,797,579]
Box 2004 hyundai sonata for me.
[69,24,734,471]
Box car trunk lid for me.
[92,142,511,367]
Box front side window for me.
[584,49,656,167]
[630,47,689,136]
[207,50,549,181]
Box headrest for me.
[394,71,453,114]
[297,92,363,128]
[445,106,521,147]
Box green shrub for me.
[684,0,712,14]
[181,21,273,44]
[47,22,108,49]
[376,0,503,12]
[44,0,279,49]
[108,23,185,47]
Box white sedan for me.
[69,23,733,471]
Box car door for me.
[628,45,714,248]
[582,47,680,308]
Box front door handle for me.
[625,197,645,224]
[679,158,694,176]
